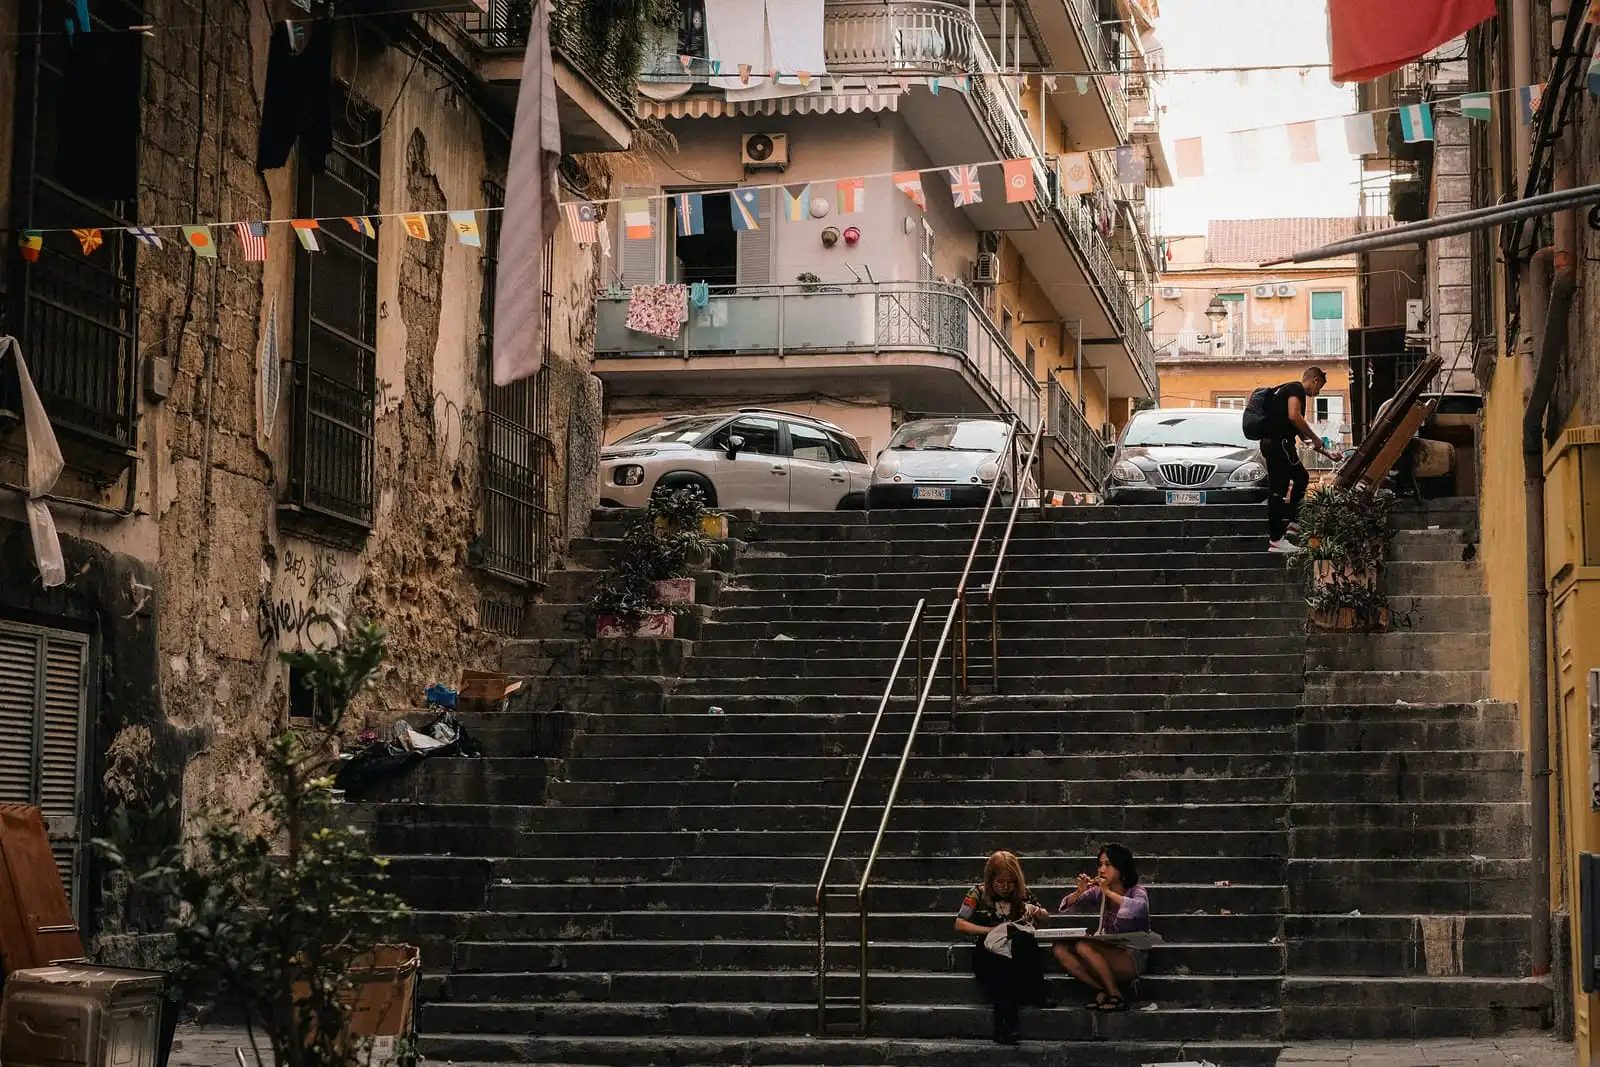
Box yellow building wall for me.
[1157,363,1350,412]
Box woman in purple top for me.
[1052,843,1150,1012]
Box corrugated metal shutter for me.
[618,185,661,287]
[736,187,774,287]
[0,623,88,910]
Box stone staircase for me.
[355,500,1547,1064]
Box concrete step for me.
[684,654,1309,683]
[569,729,1294,760]
[702,615,1307,641]
[668,673,1307,698]
[555,705,1301,735]
[724,566,1295,593]
[706,601,1310,627]
[1281,975,1548,1039]
[1382,595,1488,632]
[1294,711,1517,751]
[1284,914,1534,977]
[732,534,1278,558]
[735,551,1297,576]
[692,635,1308,661]
[1382,560,1484,597]
[1388,529,1477,562]
[1306,632,1487,673]
[1288,858,1532,913]
[1301,671,1490,705]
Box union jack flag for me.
[947,165,984,207]
[563,201,599,246]
[234,221,268,262]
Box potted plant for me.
[1290,484,1397,631]
[594,489,724,637]
[796,271,822,294]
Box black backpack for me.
[1241,385,1276,441]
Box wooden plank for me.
[0,803,85,970]
[1336,354,1444,490]
[1359,402,1435,489]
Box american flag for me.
[947,165,984,207]
[234,221,268,262]
[563,201,599,246]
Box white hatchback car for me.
[598,409,874,512]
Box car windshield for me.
[886,418,1008,452]
[612,415,728,446]
[1123,411,1252,448]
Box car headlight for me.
[604,448,657,460]
[1229,462,1266,484]
[976,460,1000,482]
[1111,461,1147,483]
[874,455,900,479]
[613,465,645,486]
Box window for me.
[828,431,866,464]
[1025,341,1037,375]
[710,417,782,455]
[479,179,556,586]
[0,621,89,914]
[1216,396,1247,410]
[1315,397,1332,422]
[1219,293,1245,351]
[287,92,381,531]
[788,423,835,463]
[5,0,144,453]
[670,190,737,287]
[1310,291,1346,356]
[1001,308,1014,344]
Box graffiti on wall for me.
[257,541,357,651]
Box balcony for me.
[1155,330,1351,361]
[1049,184,1160,395]
[1045,376,1112,491]
[594,281,1040,429]
[1035,0,1129,148]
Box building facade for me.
[0,0,647,942]
[592,0,1168,495]
[1153,218,1359,449]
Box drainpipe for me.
[1513,0,1535,180]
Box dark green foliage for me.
[1291,485,1396,625]
[590,487,721,632]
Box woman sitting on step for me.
[1053,843,1152,1013]
[955,850,1051,1045]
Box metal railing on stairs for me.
[813,419,1044,1035]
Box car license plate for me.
[1165,490,1205,505]
[914,487,952,502]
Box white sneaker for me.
[1268,538,1302,555]
[1286,522,1302,537]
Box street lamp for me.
[1204,295,1228,332]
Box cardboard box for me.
[291,944,418,1067]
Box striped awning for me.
[640,92,903,120]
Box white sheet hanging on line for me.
[706,0,768,92]
[3,336,67,587]
[765,0,827,77]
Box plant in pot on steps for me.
[593,487,724,638]
[1289,483,1397,632]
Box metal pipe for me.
[999,0,1007,70]
[1513,0,1535,181]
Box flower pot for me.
[653,514,728,539]
[596,612,675,639]
[653,578,696,605]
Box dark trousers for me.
[972,935,1045,1029]
[1262,437,1309,540]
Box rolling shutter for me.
[618,185,662,287]
[735,187,775,287]
[0,630,38,805]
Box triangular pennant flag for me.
[1174,137,1205,180]
[291,219,321,251]
[1287,121,1320,164]
[18,230,42,263]
[1002,159,1035,203]
[72,228,103,255]
[731,188,761,232]
[836,177,866,214]
[947,165,983,207]
[1520,83,1544,125]
[898,76,911,92]
[1460,92,1492,119]
[710,60,722,75]
[678,53,692,68]
[1075,76,1090,95]
[928,76,941,95]
[865,76,879,93]
[829,75,844,92]
[893,171,926,210]
[449,210,482,247]
[1042,74,1058,92]
[797,70,812,86]
[769,68,779,84]
[401,213,432,240]
[739,63,752,84]
[129,227,163,248]
[1398,102,1434,142]
[1060,152,1094,195]
[1343,113,1378,155]
[782,184,812,222]
[623,198,653,239]
[344,216,377,237]
[953,76,970,93]
[183,225,217,258]
[675,192,705,236]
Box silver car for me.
[1104,407,1270,505]
[597,409,873,511]
[867,416,1019,509]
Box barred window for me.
[4,0,143,455]
[286,93,381,531]
[477,179,556,586]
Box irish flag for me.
[1329,0,1496,83]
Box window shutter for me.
[39,636,86,901]
[736,188,775,288]
[619,185,661,287]
[0,629,39,805]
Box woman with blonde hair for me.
[955,850,1050,1044]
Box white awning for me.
[640,91,902,120]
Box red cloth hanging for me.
[1329,0,1497,84]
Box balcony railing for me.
[1053,185,1159,393]
[452,0,644,113]
[1064,0,1129,137]
[594,280,1040,429]
[1048,377,1111,487]
[1155,330,1351,360]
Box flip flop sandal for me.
[1087,992,1110,1011]
[1095,995,1129,1013]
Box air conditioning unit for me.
[1253,284,1275,298]
[741,132,789,170]
[1276,283,1297,298]
[1158,285,1182,299]
[1406,298,1427,334]
[971,253,1001,285]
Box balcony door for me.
[1311,291,1346,356]
[1219,293,1245,353]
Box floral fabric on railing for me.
[626,284,690,340]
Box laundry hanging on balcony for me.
[706,0,826,102]
[2,337,66,588]
[626,284,691,341]
[1328,0,1494,83]
[257,20,334,174]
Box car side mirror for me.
[727,434,745,459]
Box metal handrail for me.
[814,597,926,1035]
[979,427,1047,693]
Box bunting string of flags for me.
[6,76,1556,262]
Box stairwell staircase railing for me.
[813,417,1043,1035]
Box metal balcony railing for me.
[595,280,1041,429]
[1064,0,1128,137]
[1155,330,1351,360]
[1053,187,1159,393]
[1047,377,1111,487]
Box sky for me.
[1151,0,1364,236]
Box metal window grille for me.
[287,94,381,530]
[4,0,143,452]
[479,180,557,586]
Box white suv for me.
[598,409,874,512]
